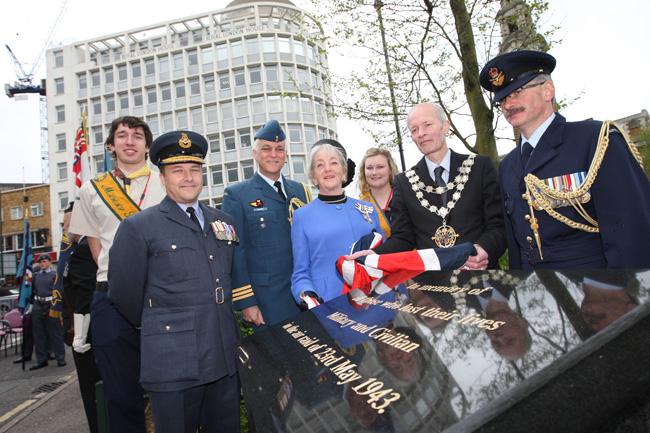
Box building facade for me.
[45,0,338,248]
[0,184,53,282]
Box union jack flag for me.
[72,114,90,196]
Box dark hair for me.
[105,116,153,159]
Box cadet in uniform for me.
[479,50,650,268]
[222,120,311,327]
[69,116,165,433]
[108,131,240,433]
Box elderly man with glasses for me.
[480,50,650,269]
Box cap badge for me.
[488,67,505,87]
[275,135,280,142]
[178,133,192,149]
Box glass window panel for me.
[78,74,87,90]
[158,55,169,74]
[118,64,127,81]
[133,90,143,107]
[147,87,157,104]
[221,102,233,120]
[224,133,236,151]
[175,81,185,98]
[187,49,198,66]
[226,162,238,182]
[161,83,171,101]
[210,165,223,185]
[145,58,155,75]
[203,74,215,93]
[131,61,141,78]
[208,134,220,153]
[173,52,184,70]
[246,38,258,54]
[206,104,218,124]
[219,72,230,90]
[201,46,213,64]
[189,78,200,96]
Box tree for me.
[633,127,650,178]
[309,0,554,166]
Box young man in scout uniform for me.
[222,119,312,328]
[479,50,650,268]
[370,103,507,269]
[108,130,240,433]
[69,116,165,433]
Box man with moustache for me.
[370,102,507,269]
[222,120,311,328]
[480,50,650,268]
[69,116,165,433]
[108,131,240,433]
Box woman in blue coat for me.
[291,140,382,306]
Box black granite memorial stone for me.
[238,270,650,433]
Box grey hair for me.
[411,102,448,123]
[308,143,348,187]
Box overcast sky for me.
[1,0,648,184]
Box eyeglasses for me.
[495,81,547,108]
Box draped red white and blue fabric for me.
[72,123,90,197]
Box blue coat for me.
[500,114,650,268]
[222,173,311,326]
[108,196,239,392]
[291,197,382,303]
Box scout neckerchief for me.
[90,166,151,221]
[406,154,476,248]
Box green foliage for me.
[634,127,650,178]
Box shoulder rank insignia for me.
[249,199,264,208]
[354,202,375,224]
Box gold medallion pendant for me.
[433,223,459,248]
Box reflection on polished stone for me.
[238,270,650,433]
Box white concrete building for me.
[45,0,337,247]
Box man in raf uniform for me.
[69,116,165,433]
[479,50,650,268]
[109,130,240,433]
[222,119,311,327]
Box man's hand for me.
[344,249,374,261]
[242,305,265,326]
[462,244,489,270]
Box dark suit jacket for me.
[500,114,650,269]
[108,196,239,392]
[222,173,310,326]
[374,150,506,268]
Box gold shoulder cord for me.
[523,121,644,259]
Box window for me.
[158,55,169,74]
[298,68,309,87]
[117,64,127,81]
[292,156,306,174]
[119,93,129,109]
[104,68,114,84]
[191,108,202,130]
[210,165,223,185]
[187,49,198,66]
[53,50,63,68]
[234,69,245,87]
[147,115,159,135]
[236,99,249,118]
[59,192,69,210]
[265,65,278,82]
[54,77,64,94]
[216,44,228,62]
[56,105,65,123]
[160,83,171,101]
[93,126,103,144]
[145,58,155,76]
[203,74,215,93]
[219,72,230,90]
[10,207,22,220]
[133,90,143,107]
[288,125,301,143]
[231,41,243,58]
[285,98,299,115]
[224,132,236,151]
[175,81,186,98]
[246,38,258,55]
[90,70,100,87]
[57,161,68,181]
[147,87,157,104]
[278,37,291,54]
[268,96,281,113]
[161,112,173,131]
[56,133,66,152]
[221,102,233,121]
[30,203,44,217]
[249,67,261,84]
[106,96,115,112]
[293,40,305,57]
[189,78,200,96]
[251,97,265,115]
[282,65,294,82]
[239,130,251,148]
[173,52,184,70]
[201,46,213,64]
[208,134,220,153]
[242,160,254,179]
[176,110,188,129]
[226,162,239,183]
[131,61,141,78]
[94,155,105,174]
[92,98,102,115]
[78,74,87,90]
[202,167,207,187]
[206,104,218,124]
[262,37,275,53]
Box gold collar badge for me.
[178,133,192,149]
[488,67,505,87]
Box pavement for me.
[0,344,89,433]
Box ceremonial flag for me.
[50,234,73,322]
[72,112,90,196]
[16,218,33,310]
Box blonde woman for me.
[358,147,399,237]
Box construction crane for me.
[4,0,69,182]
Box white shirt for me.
[258,171,286,196]
[425,149,451,183]
[521,112,556,149]
[177,202,204,229]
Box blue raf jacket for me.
[500,114,650,269]
[291,197,382,303]
[222,173,311,326]
[108,196,239,392]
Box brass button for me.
[524,214,530,220]
[209,255,214,260]
[526,236,533,243]
[165,325,171,331]
[216,278,220,283]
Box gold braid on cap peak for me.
[523,121,645,258]
[160,155,205,165]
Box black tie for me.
[274,180,287,201]
[434,166,448,205]
[521,142,533,167]
[186,207,202,231]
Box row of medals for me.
[406,155,476,248]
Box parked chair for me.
[3,309,23,355]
